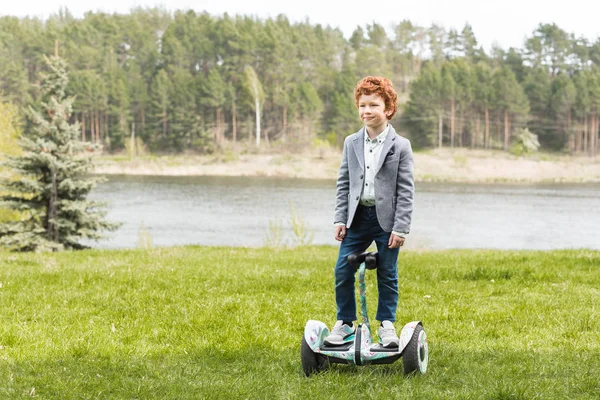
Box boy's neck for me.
[366,123,388,140]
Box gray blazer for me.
[334,125,414,233]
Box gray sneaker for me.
[378,320,399,348]
[324,321,355,345]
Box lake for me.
[89,175,600,250]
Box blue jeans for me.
[334,205,400,322]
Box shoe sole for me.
[324,334,355,346]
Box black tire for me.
[402,324,428,376]
[301,335,328,376]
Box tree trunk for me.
[95,110,101,144]
[438,114,443,148]
[590,113,597,157]
[475,115,480,148]
[496,114,501,149]
[232,101,237,143]
[215,108,221,144]
[504,110,510,151]
[458,111,463,147]
[450,99,455,148]
[255,99,261,148]
[595,115,599,157]
[283,105,288,141]
[264,122,270,146]
[99,111,103,143]
[105,111,109,143]
[583,115,588,153]
[221,109,226,142]
[130,122,136,160]
[162,108,168,138]
[592,113,597,156]
[141,108,146,136]
[574,119,580,153]
[485,107,490,149]
[567,109,573,152]
[90,111,96,143]
[591,115,595,157]
[81,112,86,141]
[596,115,599,157]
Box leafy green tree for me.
[0,101,21,158]
[150,69,172,148]
[0,101,22,223]
[261,17,298,141]
[0,55,118,251]
[449,59,473,147]
[390,20,419,91]
[441,62,457,147]
[445,28,461,58]
[589,39,600,68]
[297,82,323,138]
[402,62,443,148]
[504,48,526,83]
[525,23,570,76]
[367,23,388,48]
[550,73,577,149]
[0,38,31,108]
[169,66,198,150]
[323,61,359,146]
[242,65,264,147]
[570,37,590,72]
[493,66,530,150]
[349,26,365,51]
[587,68,600,156]
[523,67,552,143]
[472,62,494,148]
[459,23,479,61]
[355,43,393,80]
[3,9,600,155]
[106,60,131,149]
[572,69,600,155]
[427,24,447,67]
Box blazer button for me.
[356,196,359,200]
[360,175,364,179]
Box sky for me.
[2,0,600,51]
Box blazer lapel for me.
[374,125,397,175]
[352,127,365,172]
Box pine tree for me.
[402,62,443,148]
[0,54,119,252]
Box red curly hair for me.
[354,76,398,120]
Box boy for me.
[325,76,414,348]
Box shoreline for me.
[92,148,600,184]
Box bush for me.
[511,128,540,156]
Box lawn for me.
[0,247,599,399]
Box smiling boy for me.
[325,76,414,347]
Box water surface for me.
[90,175,600,250]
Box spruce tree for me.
[0,54,119,252]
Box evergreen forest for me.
[1,8,599,155]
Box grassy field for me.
[0,247,599,399]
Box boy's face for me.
[357,93,390,133]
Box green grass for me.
[1,247,599,399]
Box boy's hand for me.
[334,225,347,241]
[388,233,405,249]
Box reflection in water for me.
[89,175,600,250]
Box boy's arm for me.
[393,140,415,234]
[334,138,351,225]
